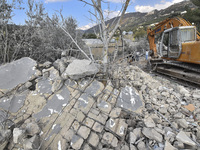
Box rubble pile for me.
[0,56,199,150]
[111,63,200,149]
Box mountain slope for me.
[85,0,196,33]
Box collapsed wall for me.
[0,55,200,150]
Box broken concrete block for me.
[23,135,40,150]
[176,131,196,147]
[144,116,156,128]
[34,86,70,121]
[164,140,177,150]
[102,132,114,144]
[25,122,41,136]
[142,127,163,143]
[63,59,99,80]
[85,80,104,97]
[109,107,121,118]
[106,118,128,138]
[13,128,24,144]
[0,90,29,113]
[116,86,143,113]
[97,100,112,114]
[0,129,11,150]
[0,57,37,92]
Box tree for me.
[0,0,22,63]
[80,0,130,68]
[184,0,200,31]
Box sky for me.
[12,0,185,30]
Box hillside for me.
[85,0,196,33]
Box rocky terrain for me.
[0,53,200,150]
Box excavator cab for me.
[159,26,196,59]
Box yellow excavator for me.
[147,17,200,85]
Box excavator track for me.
[150,60,200,86]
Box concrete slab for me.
[85,80,104,97]
[0,57,37,92]
[0,90,29,113]
[117,86,143,113]
[34,86,70,121]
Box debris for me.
[183,104,195,112]
[0,57,37,93]
[63,59,99,80]
[176,131,196,147]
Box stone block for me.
[74,93,95,114]
[0,57,37,92]
[97,100,112,114]
[78,126,91,139]
[83,118,95,128]
[92,122,104,133]
[105,118,128,138]
[116,86,143,113]
[85,80,104,97]
[71,135,84,150]
[88,132,99,147]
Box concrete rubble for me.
[0,56,199,150]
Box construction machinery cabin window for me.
[168,29,180,58]
[162,32,169,57]
[180,28,196,43]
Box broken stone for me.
[13,128,25,144]
[25,122,40,136]
[130,144,137,150]
[0,90,29,113]
[0,129,11,150]
[51,77,64,93]
[0,57,37,92]
[164,140,177,150]
[137,141,146,150]
[97,100,112,114]
[173,141,184,149]
[23,135,40,150]
[176,119,188,128]
[142,127,163,143]
[173,112,184,119]
[63,59,99,80]
[102,132,114,144]
[88,132,99,147]
[116,86,143,113]
[192,91,200,99]
[34,86,70,121]
[144,116,155,128]
[106,118,128,138]
[85,80,104,97]
[111,136,118,147]
[109,107,121,118]
[42,61,52,68]
[176,131,196,147]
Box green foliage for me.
[133,28,146,40]
[0,0,84,64]
[82,33,97,39]
[191,0,200,7]
[184,2,200,32]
